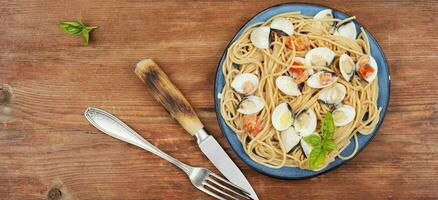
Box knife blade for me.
[134,58,258,200]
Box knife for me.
[134,58,258,200]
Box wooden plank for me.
[1,0,437,199]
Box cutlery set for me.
[84,58,258,199]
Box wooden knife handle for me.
[134,58,204,135]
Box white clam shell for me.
[318,83,346,105]
[304,47,336,67]
[237,95,265,115]
[314,9,334,27]
[281,127,301,153]
[306,70,338,89]
[231,73,259,95]
[314,9,333,20]
[275,76,301,96]
[294,108,317,137]
[356,55,378,82]
[272,103,294,131]
[270,17,294,36]
[334,21,357,40]
[333,104,356,126]
[339,53,355,82]
[250,26,271,49]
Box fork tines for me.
[201,172,252,200]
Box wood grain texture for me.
[0,0,437,199]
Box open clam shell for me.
[318,83,346,105]
[356,55,378,82]
[339,53,355,82]
[275,75,301,96]
[334,21,357,40]
[237,95,264,115]
[294,108,317,137]
[306,70,338,89]
[250,26,271,49]
[272,103,294,131]
[270,17,294,36]
[281,127,301,153]
[231,73,259,95]
[304,47,336,68]
[333,104,356,126]
[314,9,335,29]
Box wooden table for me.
[1,0,437,199]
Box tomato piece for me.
[288,67,305,74]
[243,115,263,137]
[292,61,304,66]
[285,36,294,49]
[285,36,310,51]
[294,36,310,51]
[289,62,309,84]
[359,64,375,79]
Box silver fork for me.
[84,107,252,200]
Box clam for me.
[334,21,357,40]
[281,127,301,153]
[300,133,319,158]
[237,96,264,115]
[356,55,378,82]
[306,70,338,88]
[318,83,346,105]
[339,53,355,82]
[272,103,294,131]
[332,104,356,126]
[250,26,271,49]
[231,73,259,95]
[270,17,294,36]
[275,76,301,96]
[313,9,335,28]
[314,9,334,21]
[304,47,336,67]
[294,108,317,137]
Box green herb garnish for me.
[303,112,337,170]
[59,20,97,44]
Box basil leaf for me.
[308,147,322,169]
[322,112,335,140]
[59,20,97,44]
[59,22,83,35]
[81,29,91,44]
[323,140,337,152]
[303,134,322,147]
[309,148,327,170]
[315,149,326,168]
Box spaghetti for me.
[220,11,381,170]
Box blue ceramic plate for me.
[214,3,390,179]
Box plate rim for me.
[213,2,391,179]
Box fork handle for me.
[84,107,193,175]
[134,58,204,136]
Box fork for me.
[84,107,252,200]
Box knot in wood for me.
[0,84,13,105]
[47,187,62,200]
